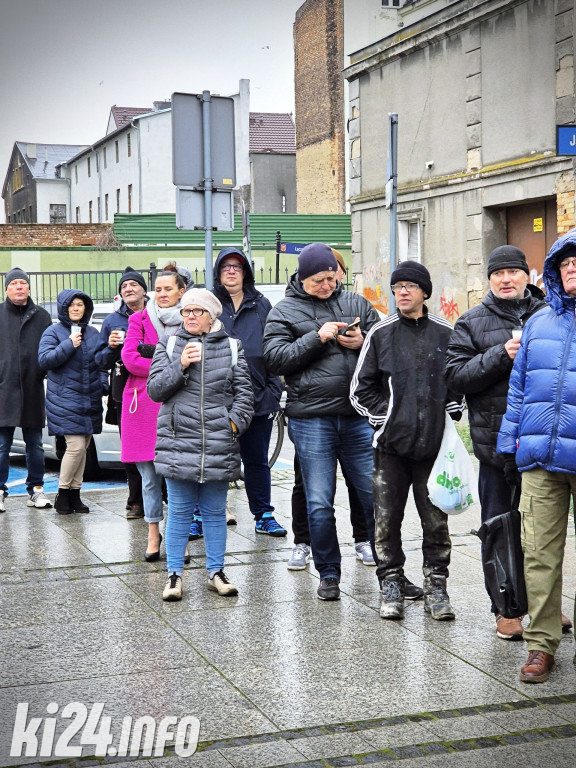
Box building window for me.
[127,132,131,157]
[29,205,33,222]
[87,157,91,177]
[97,197,101,222]
[105,193,109,220]
[103,147,107,169]
[382,0,402,7]
[75,166,78,184]
[12,161,23,191]
[398,220,421,262]
[95,154,99,172]
[89,200,93,223]
[127,184,132,213]
[115,140,119,163]
[50,204,66,224]
[116,188,120,213]
[76,206,80,223]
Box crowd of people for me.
[1,231,575,684]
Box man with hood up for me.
[498,227,576,683]
[209,247,285,537]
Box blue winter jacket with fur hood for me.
[497,229,576,473]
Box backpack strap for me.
[166,334,177,361]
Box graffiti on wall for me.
[439,292,460,322]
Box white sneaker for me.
[27,487,52,508]
[208,570,238,596]
[287,544,311,570]
[162,573,183,601]
[0,491,6,512]
[355,541,376,566]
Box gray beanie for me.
[181,288,222,320]
[5,267,30,289]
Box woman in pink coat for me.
[121,264,187,560]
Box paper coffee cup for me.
[511,329,522,340]
[71,325,82,335]
[186,341,202,358]
[115,329,126,344]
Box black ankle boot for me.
[69,488,89,513]
[54,488,73,515]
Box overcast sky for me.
[0,0,304,222]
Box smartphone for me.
[338,319,361,336]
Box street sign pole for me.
[201,91,214,290]
[276,231,281,283]
[387,113,398,313]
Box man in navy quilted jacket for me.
[498,227,576,684]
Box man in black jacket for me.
[0,268,52,511]
[351,263,462,621]
[263,243,380,601]
[445,245,560,640]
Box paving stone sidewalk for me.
[0,467,575,768]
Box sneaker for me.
[188,519,203,540]
[0,491,5,513]
[162,573,183,601]
[126,504,144,519]
[208,570,238,596]
[27,487,52,508]
[317,577,340,601]
[255,516,287,537]
[354,541,376,566]
[287,544,311,570]
[423,575,455,621]
[399,575,424,600]
[226,507,237,525]
[496,614,524,640]
[380,578,404,620]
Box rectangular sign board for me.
[176,188,234,231]
[280,242,307,255]
[557,125,576,156]
[172,92,236,188]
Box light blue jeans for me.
[165,477,229,576]
[136,461,164,524]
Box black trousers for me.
[373,451,451,584]
[116,400,143,507]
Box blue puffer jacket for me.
[497,229,576,473]
[38,290,108,436]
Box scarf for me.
[147,300,183,340]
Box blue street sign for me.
[557,125,576,156]
[280,242,307,255]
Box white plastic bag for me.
[427,412,478,515]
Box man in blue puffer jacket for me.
[498,227,576,684]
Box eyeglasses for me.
[391,282,420,294]
[180,307,208,318]
[559,257,576,271]
[220,264,244,273]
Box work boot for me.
[520,650,554,683]
[379,576,404,620]
[69,488,89,513]
[423,575,455,621]
[54,488,73,515]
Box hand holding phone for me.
[338,318,361,336]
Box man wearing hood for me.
[445,246,554,640]
[263,243,380,600]
[95,267,148,518]
[210,247,285,537]
[0,267,52,511]
[498,228,576,683]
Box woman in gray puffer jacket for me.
[148,289,253,603]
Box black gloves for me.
[137,343,156,359]
[501,453,522,488]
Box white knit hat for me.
[181,288,222,320]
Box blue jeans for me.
[136,461,164,523]
[288,415,376,580]
[0,426,45,495]
[239,414,275,519]
[165,477,229,575]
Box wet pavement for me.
[0,462,575,767]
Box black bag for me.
[111,360,130,402]
[476,488,528,618]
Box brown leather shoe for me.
[519,650,554,683]
[496,614,524,640]
[561,612,573,633]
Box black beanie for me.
[390,262,432,298]
[297,243,338,281]
[5,267,30,289]
[118,266,148,293]
[486,246,529,278]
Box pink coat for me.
[120,309,161,463]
